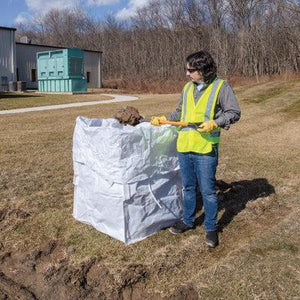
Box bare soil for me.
[114,106,143,125]
[0,238,198,299]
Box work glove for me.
[151,115,167,126]
[197,120,218,133]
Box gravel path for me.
[0,94,139,115]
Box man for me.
[151,50,241,248]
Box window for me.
[86,72,90,83]
[31,69,37,82]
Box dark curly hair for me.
[186,51,217,83]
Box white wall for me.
[84,51,102,89]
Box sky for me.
[0,0,151,27]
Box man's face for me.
[186,63,204,83]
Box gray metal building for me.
[0,26,16,91]
[16,42,102,89]
[0,25,102,91]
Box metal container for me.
[38,78,87,93]
[37,48,87,93]
[8,81,17,91]
[17,81,26,91]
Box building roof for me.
[0,26,17,31]
[16,42,102,54]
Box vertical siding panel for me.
[0,28,16,90]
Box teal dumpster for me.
[37,48,87,93]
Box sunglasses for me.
[186,68,198,73]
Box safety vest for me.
[177,78,225,154]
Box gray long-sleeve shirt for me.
[166,80,241,130]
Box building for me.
[0,26,102,91]
[0,26,16,91]
[16,43,102,89]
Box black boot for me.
[169,220,194,234]
[205,230,219,248]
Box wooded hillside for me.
[17,0,300,88]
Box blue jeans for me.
[178,145,218,231]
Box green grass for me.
[250,241,299,256]
[195,209,300,299]
[0,91,112,110]
[240,80,298,104]
[281,98,300,118]
[0,78,300,298]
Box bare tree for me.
[16,0,300,89]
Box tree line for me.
[17,0,300,89]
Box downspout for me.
[11,30,17,81]
[98,52,102,88]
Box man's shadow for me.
[195,178,275,230]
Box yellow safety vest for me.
[177,78,225,154]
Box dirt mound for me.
[0,240,198,300]
[114,106,143,126]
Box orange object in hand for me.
[159,119,203,129]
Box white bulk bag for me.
[72,116,182,244]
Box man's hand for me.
[197,120,218,133]
[151,115,167,126]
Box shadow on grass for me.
[0,93,41,99]
[195,178,275,230]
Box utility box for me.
[37,48,87,93]
[9,81,17,92]
[1,76,9,92]
[17,81,26,92]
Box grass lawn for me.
[0,91,113,110]
[0,79,299,298]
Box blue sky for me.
[1,0,151,27]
